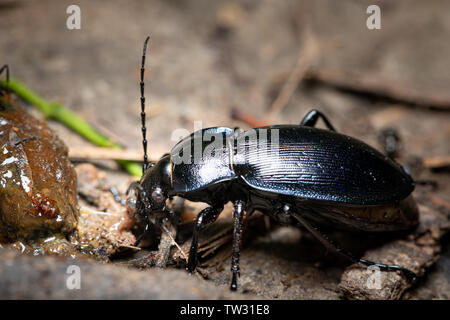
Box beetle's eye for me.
[152,189,164,203]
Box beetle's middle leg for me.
[300,109,336,131]
[187,204,224,273]
[290,211,417,281]
[230,200,245,291]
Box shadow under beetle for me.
[128,37,419,291]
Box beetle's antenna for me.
[140,37,150,173]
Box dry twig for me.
[267,30,319,119]
[69,145,166,162]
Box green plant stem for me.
[1,78,142,178]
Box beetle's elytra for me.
[129,37,418,291]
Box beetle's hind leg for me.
[300,109,336,131]
[187,204,224,273]
[290,212,417,281]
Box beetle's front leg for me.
[0,64,9,82]
[230,200,245,291]
[300,109,336,132]
[187,205,224,273]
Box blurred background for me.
[0,0,449,299]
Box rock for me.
[0,248,251,299]
[0,94,78,244]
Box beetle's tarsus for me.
[359,259,417,281]
[300,109,336,131]
[230,273,238,291]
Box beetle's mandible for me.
[127,37,419,291]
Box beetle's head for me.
[127,154,172,222]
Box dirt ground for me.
[0,0,449,299]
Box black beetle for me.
[128,37,418,291]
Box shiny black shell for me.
[171,127,236,193]
[170,125,414,205]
